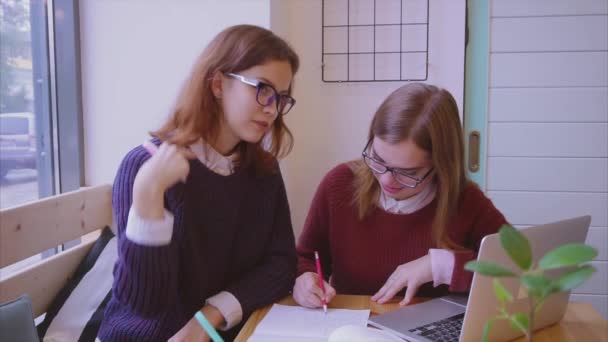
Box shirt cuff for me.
[125,206,174,246]
[205,291,243,330]
[429,249,455,287]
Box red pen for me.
[314,251,328,313]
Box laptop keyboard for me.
[407,313,465,342]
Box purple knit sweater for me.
[98,145,296,341]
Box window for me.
[0,0,83,276]
[0,0,82,209]
[0,114,31,134]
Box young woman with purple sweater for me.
[99,25,300,341]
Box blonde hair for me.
[353,83,468,249]
[152,25,299,175]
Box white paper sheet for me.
[248,304,371,342]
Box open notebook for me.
[248,304,371,342]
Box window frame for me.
[30,0,83,198]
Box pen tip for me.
[323,304,327,313]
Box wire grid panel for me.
[322,0,429,82]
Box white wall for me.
[81,0,465,238]
[80,0,271,185]
[271,0,465,237]
[486,0,608,317]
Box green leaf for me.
[465,261,516,277]
[482,318,494,342]
[554,265,596,292]
[493,279,513,305]
[535,297,547,313]
[521,274,552,298]
[508,313,529,334]
[539,244,598,270]
[499,225,532,270]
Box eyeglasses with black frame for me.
[361,138,434,188]
[226,73,296,115]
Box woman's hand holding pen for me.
[371,254,433,306]
[133,141,196,220]
[293,272,336,309]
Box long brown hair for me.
[352,83,468,249]
[152,25,299,175]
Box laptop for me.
[368,216,591,342]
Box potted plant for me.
[465,224,598,342]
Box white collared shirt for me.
[378,182,436,214]
[188,138,237,176]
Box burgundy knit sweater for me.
[297,163,507,297]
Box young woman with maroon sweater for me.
[293,83,507,310]
[99,25,299,341]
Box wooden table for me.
[235,295,608,341]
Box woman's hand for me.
[168,316,209,342]
[132,141,196,219]
[293,272,336,308]
[168,305,224,342]
[371,254,433,306]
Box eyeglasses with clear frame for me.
[361,138,434,188]
[226,73,296,115]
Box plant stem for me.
[510,317,531,341]
[528,296,535,342]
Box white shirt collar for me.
[378,182,436,214]
[188,138,237,176]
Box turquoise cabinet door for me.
[464,0,490,189]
